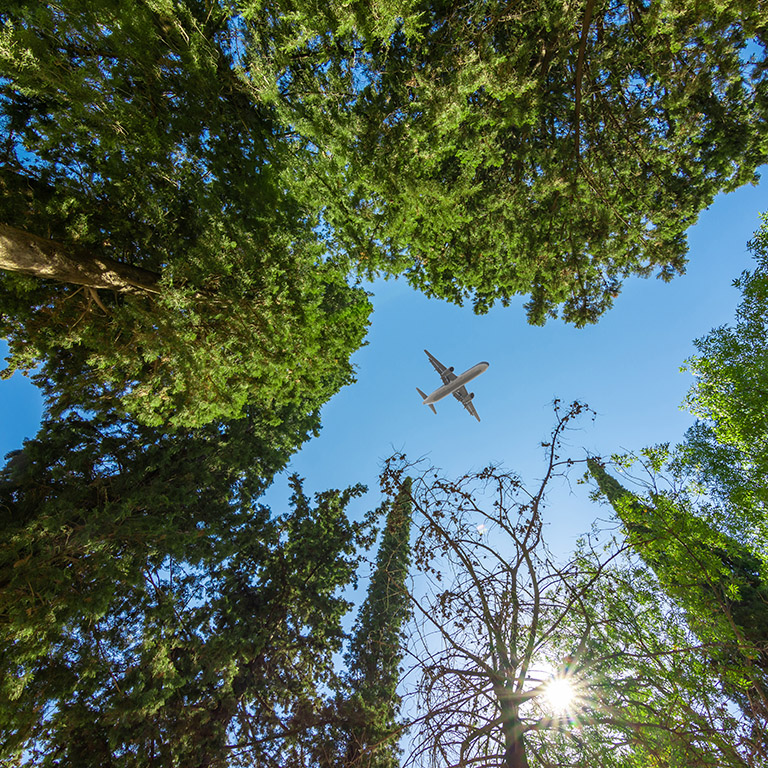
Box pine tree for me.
[382,423,752,768]
[328,0,768,325]
[4,0,767,432]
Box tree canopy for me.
[589,456,768,757]
[2,0,767,433]
[338,475,413,768]
[585,217,768,761]
[336,0,768,324]
[3,2,768,766]
[0,0,370,428]
[0,406,378,766]
[677,215,768,538]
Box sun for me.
[545,677,577,712]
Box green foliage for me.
[554,554,752,768]
[394,422,754,768]
[679,215,768,534]
[3,0,766,434]
[0,411,376,766]
[684,214,768,445]
[588,458,768,755]
[586,219,768,760]
[340,476,413,768]
[326,0,768,325]
[0,0,371,427]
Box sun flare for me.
[545,677,576,712]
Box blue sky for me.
[1,171,766,557]
[264,172,768,554]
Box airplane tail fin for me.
[416,388,437,414]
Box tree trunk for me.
[504,736,530,768]
[0,223,161,294]
[501,704,529,768]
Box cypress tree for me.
[0,410,374,766]
[0,0,371,429]
[588,458,768,745]
[335,0,768,326]
[340,477,414,768]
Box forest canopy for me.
[2,1,768,766]
[1,0,767,426]
[0,0,372,428]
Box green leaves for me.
[314,0,768,325]
[684,215,768,450]
[677,216,768,535]
[3,0,765,430]
[0,0,372,428]
[339,478,413,768]
[0,412,374,766]
[588,455,768,758]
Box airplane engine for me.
[449,366,454,372]
[469,392,474,399]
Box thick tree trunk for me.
[504,735,530,768]
[0,223,161,294]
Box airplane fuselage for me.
[423,362,489,404]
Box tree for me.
[581,217,768,761]
[337,475,414,768]
[0,408,378,766]
[333,0,768,324]
[256,476,414,768]
[4,2,767,431]
[677,215,768,534]
[588,456,768,759]
[0,0,370,428]
[387,402,754,768]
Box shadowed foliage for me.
[0,409,378,766]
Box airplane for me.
[417,349,489,422]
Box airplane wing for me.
[453,386,481,422]
[424,349,457,385]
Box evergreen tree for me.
[677,215,768,537]
[382,410,752,768]
[588,458,768,753]
[3,0,767,434]
[332,0,768,325]
[338,477,413,768]
[0,410,376,766]
[0,0,370,428]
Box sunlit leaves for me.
[678,216,768,533]
[0,0,371,428]
[325,0,767,325]
[589,457,768,760]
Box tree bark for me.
[504,735,530,768]
[500,703,530,768]
[0,223,161,294]
[573,0,597,163]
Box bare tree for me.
[383,401,755,768]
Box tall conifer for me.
[340,478,413,768]
[0,410,376,766]
[588,458,768,748]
